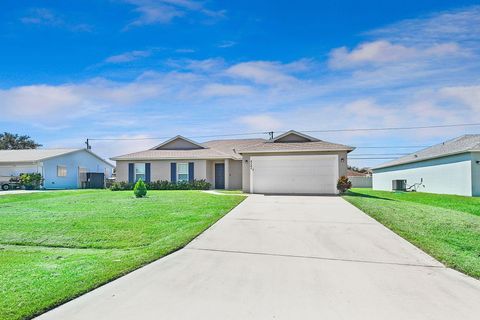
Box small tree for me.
[337,176,352,194]
[133,179,147,198]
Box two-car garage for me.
[238,130,354,195]
[248,154,340,195]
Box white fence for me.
[348,176,372,188]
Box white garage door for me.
[250,155,339,194]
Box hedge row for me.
[110,179,211,191]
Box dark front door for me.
[215,163,225,189]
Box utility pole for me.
[85,139,91,150]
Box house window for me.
[177,163,189,182]
[134,163,146,181]
[57,165,67,177]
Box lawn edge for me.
[28,194,247,320]
[341,195,480,280]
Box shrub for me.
[133,179,147,198]
[337,176,352,194]
[110,179,211,191]
[19,173,43,190]
[110,181,134,191]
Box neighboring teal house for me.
[0,149,114,190]
[372,135,480,197]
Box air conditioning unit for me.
[392,180,407,191]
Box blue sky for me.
[1,1,479,166]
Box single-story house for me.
[0,149,114,190]
[372,134,480,196]
[112,130,355,195]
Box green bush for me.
[337,176,352,194]
[110,179,211,191]
[133,179,147,198]
[110,181,134,191]
[19,173,43,190]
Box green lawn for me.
[0,190,245,320]
[343,188,480,279]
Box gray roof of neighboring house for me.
[0,149,81,163]
[237,140,355,154]
[111,139,267,161]
[373,134,480,170]
[0,148,114,167]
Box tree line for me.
[0,132,41,150]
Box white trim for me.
[176,162,189,182]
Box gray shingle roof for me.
[0,149,81,163]
[111,139,266,161]
[111,136,354,160]
[237,140,355,153]
[202,139,266,160]
[373,134,480,170]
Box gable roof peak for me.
[271,130,320,143]
[150,135,206,150]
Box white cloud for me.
[201,84,254,97]
[238,114,283,131]
[367,6,480,45]
[122,0,225,28]
[20,8,92,32]
[226,61,304,85]
[439,85,480,112]
[218,40,236,48]
[105,50,151,63]
[329,40,461,69]
[0,79,163,122]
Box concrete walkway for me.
[37,195,480,320]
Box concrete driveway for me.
[38,195,480,320]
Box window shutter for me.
[188,162,194,182]
[170,163,177,183]
[145,163,151,183]
[128,163,134,183]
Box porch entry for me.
[215,163,225,189]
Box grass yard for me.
[343,188,480,279]
[0,190,245,320]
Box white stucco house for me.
[372,135,480,196]
[111,130,355,195]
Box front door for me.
[215,163,225,189]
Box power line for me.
[85,122,480,149]
[300,122,480,133]
[354,146,428,149]
[87,122,480,142]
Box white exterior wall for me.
[228,160,242,190]
[470,152,480,196]
[372,153,473,196]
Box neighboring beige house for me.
[111,130,354,195]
